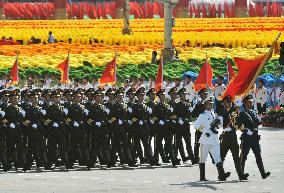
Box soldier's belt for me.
[44,119,51,125]
[87,119,94,125]
[109,117,117,123]
[23,120,30,126]
[131,118,138,123]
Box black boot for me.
[235,162,249,181]
[216,162,231,181]
[199,163,208,181]
[256,158,270,179]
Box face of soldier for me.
[224,101,232,109]
[159,94,165,102]
[180,93,186,101]
[170,93,177,100]
[116,94,123,103]
[217,78,223,85]
[10,96,18,105]
[201,93,208,100]
[74,94,82,103]
[31,96,39,105]
[53,96,60,104]
[129,94,135,101]
[149,93,155,101]
[245,100,253,110]
[95,95,102,103]
[205,101,213,111]
[109,94,115,101]
[138,94,144,102]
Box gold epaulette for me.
[169,115,177,120]
[87,119,93,125]
[2,119,8,124]
[132,118,138,123]
[65,118,71,123]
[23,120,31,126]
[196,125,205,132]
[44,119,51,126]
[153,117,158,121]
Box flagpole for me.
[114,52,117,85]
[205,54,208,89]
[67,50,70,86]
[226,56,229,86]
[16,52,19,86]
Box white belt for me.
[223,127,232,132]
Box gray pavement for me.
[0,126,283,193]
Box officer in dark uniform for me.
[0,106,8,172]
[68,90,92,169]
[131,87,159,166]
[23,91,52,170]
[87,88,113,168]
[175,88,196,164]
[192,88,208,162]
[3,90,28,171]
[219,95,248,180]
[44,90,71,169]
[110,88,136,167]
[154,89,179,166]
[237,95,270,179]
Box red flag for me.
[226,58,235,82]
[99,55,117,86]
[154,59,163,92]
[57,53,69,83]
[194,58,213,91]
[222,51,273,99]
[10,54,19,85]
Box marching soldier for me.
[44,90,71,169]
[68,90,92,169]
[219,95,249,181]
[183,75,195,104]
[131,87,158,166]
[23,91,52,170]
[175,88,196,164]
[87,88,112,168]
[109,88,136,167]
[194,96,230,181]
[192,88,208,163]
[214,75,226,115]
[237,95,270,179]
[0,107,8,171]
[154,89,180,166]
[3,90,28,171]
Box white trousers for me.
[199,143,221,164]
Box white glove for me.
[73,121,79,127]
[84,109,89,116]
[105,108,110,115]
[118,119,123,125]
[247,129,253,136]
[0,110,5,117]
[127,120,132,125]
[95,122,101,127]
[10,123,16,129]
[32,124,37,129]
[20,110,26,117]
[53,122,59,128]
[147,107,152,114]
[169,107,174,113]
[178,119,184,125]
[139,120,143,125]
[63,108,68,115]
[159,120,164,125]
[188,107,193,112]
[127,107,132,113]
[40,109,46,115]
[150,119,154,125]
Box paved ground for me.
[0,126,283,193]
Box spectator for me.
[48,31,55,44]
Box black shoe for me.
[162,158,171,164]
[129,163,138,167]
[239,173,249,181]
[182,157,190,163]
[200,177,209,181]
[261,172,270,179]
[44,166,54,170]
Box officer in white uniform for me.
[194,96,230,181]
[214,75,226,114]
[255,79,268,115]
[277,82,284,107]
[183,75,195,104]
